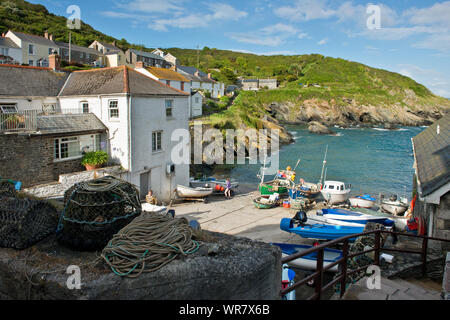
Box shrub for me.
[81,151,108,166]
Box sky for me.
[30,0,450,98]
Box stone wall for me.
[23,165,127,199]
[0,134,83,187]
[0,232,282,300]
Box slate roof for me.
[146,67,189,82]
[0,37,20,49]
[128,49,164,60]
[59,66,188,97]
[55,41,101,55]
[412,114,450,197]
[37,113,107,135]
[9,31,55,46]
[177,65,216,83]
[0,65,70,97]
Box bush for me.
[81,151,108,166]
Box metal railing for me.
[0,110,38,132]
[280,230,450,300]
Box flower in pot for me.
[81,151,108,171]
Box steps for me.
[340,276,442,300]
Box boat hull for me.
[253,197,278,209]
[273,243,342,273]
[288,187,321,200]
[321,191,350,205]
[259,181,289,195]
[176,185,213,198]
[280,218,364,241]
[322,208,394,227]
[381,202,408,215]
[349,197,376,208]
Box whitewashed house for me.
[177,66,225,98]
[88,40,126,67]
[190,91,204,118]
[135,62,190,93]
[58,66,190,201]
[0,36,22,65]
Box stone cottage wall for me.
[0,134,83,187]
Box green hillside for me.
[1,0,449,131]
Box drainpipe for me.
[128,94,132,183]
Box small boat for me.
[380,195,409,216]
[280,218,364,241]
[259,179,290,196]
[307,213,367,227]
[349,194,376,208]
[141,203,167,214]
[273,243,343,273]
[320,181,351,205]
[348,207,409,231]
[176,185,213,198]
[321,208,394,227]
[253,196,279,209]
[288,182,321,200]
[189,177,239,190]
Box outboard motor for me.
[389,194,398,202]
[293,211,308,226]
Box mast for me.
[69,31,72,63]
[319,145,328,185]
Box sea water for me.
[228,125,426,199]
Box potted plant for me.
[81,151,108,171]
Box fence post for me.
[422,237,428,277]
[340,239,349,298]
[315,249,324,300]
[374,231,381,266]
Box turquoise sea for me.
[227,125,426,199]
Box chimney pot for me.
[135,61,144,69]
[49,34,53,41]
[44,31,49,39]
[49,53,61,71]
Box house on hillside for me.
[151,49,179,67]
[55,41,103,66]
[5,30,59,67]
[135,62,190,93]
[89,40,126,67]
[177,65,225,98]
[58,66,190,201]
[0,62,107,186]
[0,35,22,65]
[412,114,450,251]
[125,48,169,68]
[239,78,278,91]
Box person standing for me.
[224,178,232,199]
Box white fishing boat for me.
[349,194,376,208]
[381,195,409,216]
[176,185,213,198]
[141,203,167,214]
[320,181,351,205]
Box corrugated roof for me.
[146,67,189,82]
[412,114,450,197]
[0,65,70,97]
[37,113,107,135]
[59,66,188,97]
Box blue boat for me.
[273,243,343,272]
[288,185,321,200]
[280,218,365,241]
[321,208,395,227]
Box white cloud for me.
[228,23,305,47]
[398,64,450,98]
[317,38,328,45]
[274,0,335,21]
[116,0,184,13]
[149,3,247,31]
[404,1,450,28]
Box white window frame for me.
[165,99,173,118]
[54,134,101,162]
[28,60,34,66]
[28,44,35,55]
[108,100,119,121]
[0,104,18,114]
[152,131,162,153]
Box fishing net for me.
[334,222,388,294]
[0,196,58,250]
[0,179,17,198]
[56,176,142,251]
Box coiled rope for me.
[101,213,200,277]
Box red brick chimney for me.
[44,31,49,39]
[49,53,61,71]
[49,34,53,41]
[135,61,144,68]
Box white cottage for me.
[58,66,190,202]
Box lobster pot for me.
[0,197,58,250]
[57,176,141,251]
[0,179,17,198]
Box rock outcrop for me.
[308,121,335,135]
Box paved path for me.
[339,276,442,300]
